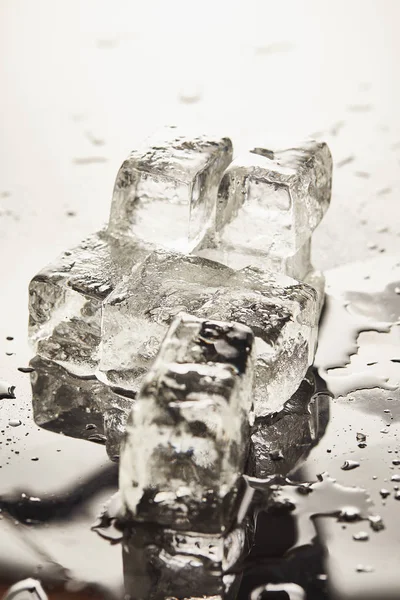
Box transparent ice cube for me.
[29,129,232,376]
[196,140,332,287]
[108,126,233,252]
[28,230,146,376]
[119,314,255,531]
[101,250,318,417]
[30,355,133,447]
[247,370,320,478]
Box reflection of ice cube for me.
[30,355,133,455]
[119,314,255,532]
[103,407,130,462]
[28,231,146,376]
[108,126,233,252]
[247,371,329,478]
[123,520,251,600]
[196,140,331,296]
[101,250,318,417]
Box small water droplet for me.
[392,460,400,466]
[85,423,97,431]
[380,428,390,434]
[0,380,16,400]
[369,514,385,531]
[88,433,107,444]
[8,419,21,427]
[31,457,39,462]
[17,367,35,374]
[391,474,400,482]
[269,449,284,461]
[353,531,369,541]
[380,488,391,498]
[341,460,360,471]
[356,432,367,442]
[339,507,362,522]
[394,491,400,501]
[356,564,374,573]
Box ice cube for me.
[108,126,233,252]
[28,230,146,376]
[30,355,133,445]
[122,521,250,600]
[100,250,318,417]
[247,371,324,478]
[119,314,255,531]
[196,140,332,290]
[29,129,232,376]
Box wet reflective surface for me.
[0,255,398,598]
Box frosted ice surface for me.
[28,231,146,376]
[196,140,332,290]
[123,521,249,599]
[108,126,233,252]
[119,313,255,531]
[101,250,318,417]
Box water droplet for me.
[88,433,107,444]
[356,564,374,573]
[31,457,39,462]
[391,475,400,482]
[269,449,284,461]
[8,419,21,427]
[380,488,391,498]
[341,460,360,471]
[17,367,35,374]
[6,336,13,341]
[85,423,97,431]
[369,514,385,531]
[339,507,362,522]
[394,491,400,501]
[0,380,16,400]
[392,460,400,466]
[380,427,390,434]
[356,432,367,442]
[353,531,369,541]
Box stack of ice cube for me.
[28,127,332,599]
[119,313,255,599]
[28,127,233,378]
